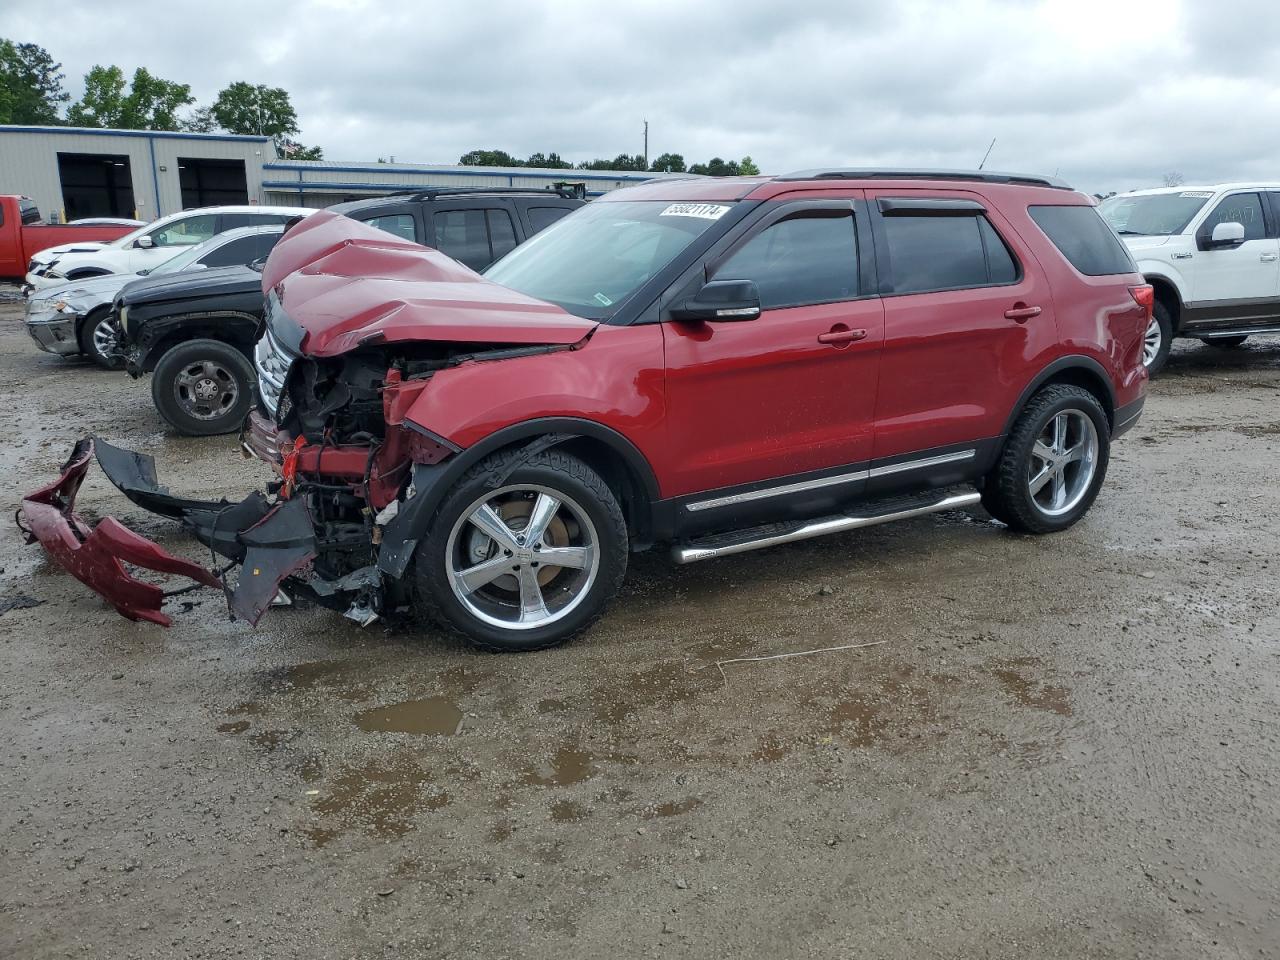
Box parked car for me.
[23,169,1151,649]
[24,204,312,291]
[118,187,585,437]
[25,224,297,369]
[68,217,147,227]
[1100,183,1280,373]
[0,195,135,281]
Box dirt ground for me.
[1,289,1278,960]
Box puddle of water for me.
[216,720,250,734]
[278,659,359,690]
[991,667,1072,717]
[523,746,595,787]
[309,756,447,846]
[354,697,463,736]
[550,799,589,822]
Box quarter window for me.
[1205,192,1265,242]
[882,214,1019,294]
[714,213,858,309]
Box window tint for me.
[487,209,518,261]
[1205,192,1265,241]
[714,213,857,308]
[150,214,217,247]
[200,232,279,268]
[363,213,418,243]
[883,215,1018,294]
[1029,205,1137,276]
[528,205,571,233]
[432,209,491,270]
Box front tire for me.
[414,449,628,652]
[982,384,1110,534]
[1144,301,1173,375]
[150,338,255,436]
[78,308,123,370]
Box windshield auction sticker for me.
[659,203,731,220]
[1179,191,1214,199]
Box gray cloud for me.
[6,0,1279,193]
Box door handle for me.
[817,327,868,345]
[1004,304,1043,322]
[1261,253,1278,262]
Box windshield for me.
[484,200,736,318]
[1099,192,1211,237]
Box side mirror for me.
[1202,221,1245,250]
[135,235,154,249]
[670,279,761,322]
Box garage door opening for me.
[57,153,136,220]
[179,158,248,207]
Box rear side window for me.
[528,206,572,233]
[714,213,858,309]
[433,210,492,271]
[1204,192,1265,242]
[881,215,1019,294]
[363,213,418,243]
[1029,205,1136,276]
[201,232,279,268]
[487,209,518,261]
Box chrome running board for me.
[672,488,982,564]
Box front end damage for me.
[19,210,598,629]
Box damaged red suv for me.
[23,170,1151,651]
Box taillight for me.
[1129,284,1154,317]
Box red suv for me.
[23,170,1151,651]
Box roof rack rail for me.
[778,168,1073,190]
[381,183,588,201]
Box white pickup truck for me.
[1100,184,1280,373]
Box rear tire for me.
[1200,334,1249,348]
[982,384,1110,534]
[150,338,254,436]
[413,448,628,652]
[78,308,123,370]
[1144,301,1173,375]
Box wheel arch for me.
[1142,272,1184,332]
[62,266,111,281]
[1002,357,1116,436]
[138,312,260,371]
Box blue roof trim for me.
[0,124,271,144]
[263,161,654,183]
[261,179,606,197]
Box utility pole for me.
[643,120,649,169]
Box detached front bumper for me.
[20,438,321,627]
[25,315,81,355]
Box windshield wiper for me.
[1116,230,1149,236]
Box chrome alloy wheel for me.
[1142,315,1162,368]
[91,315,119,359]
[445,484,599,631]
[174,359,240,421]
[1028,409,1099,517]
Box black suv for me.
[117,186,586,436]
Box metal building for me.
[0,125,273,222]
[259,160,677,207]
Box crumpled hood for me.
[261,210,596,358]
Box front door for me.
[1190,191,1280,307]
[662,199,884,499]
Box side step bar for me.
[672,488,982,564]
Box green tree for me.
[576,154,648,171]
[738,155,760,176]
[181,105,217,132]
[525,151,572,169]
[689,157,740,177]
[67,65,193,130]
[280,138,322,160]
[210,82,299,140]
[459,149,523,167]
[648,152,686,173]
[0,39,69,124]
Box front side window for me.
[363,213,418,243]
[1204,192,1265,242]
[150,214,217,247]
[484,200,735,319]
[1099,192,1210,236]
[714,213,857,308]
[882,214,1019,294]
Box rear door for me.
[426,202,520,271]
[867,189,1055,471]
[661,196,884,499]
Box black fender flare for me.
[377,417,661,579]
[1000,356,1117,438]
[136,310,262,370]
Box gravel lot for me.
[1,290,1278,959]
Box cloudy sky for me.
[6,0,1279,194]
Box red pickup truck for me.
[0,196,135,281]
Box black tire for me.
[150,338,255,436]
[982,383,1110,535]
[414,448,628,652]
[77,308,123,370]
[1200,334,1249,348]
[1146,300,1174,376]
